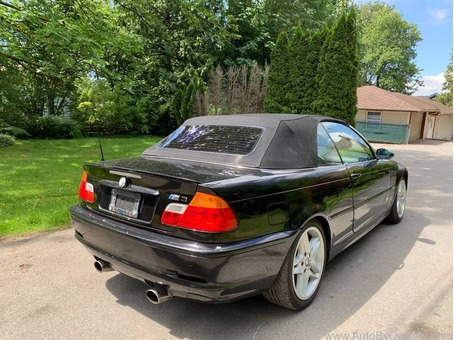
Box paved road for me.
[1,140,452,340]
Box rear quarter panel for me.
[205,166,354,246]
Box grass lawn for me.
[0,136,161,237]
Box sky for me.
[382,0,453,95]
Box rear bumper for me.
[70,205,296,303]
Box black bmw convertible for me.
[70,114,408,311]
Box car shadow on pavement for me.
[104,209,431,340]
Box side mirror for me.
[376,148,394,160]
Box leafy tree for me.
[264,31,291,113]
[221,1,271,66]
[357,1,422,94]
[264,0,337,35]
[0,0,142,138]
[436,53,453,107]
[112,0,232,134]
[0,1,130,115]
[220,0,338,67]
[73,77,148,135]
[0,67,42,128]
[0,0,346,137]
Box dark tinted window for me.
[157,125,263,155]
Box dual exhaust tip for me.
[94,259,114,273]
[145,289,172,304]
[94,259,171,304]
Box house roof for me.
[357,85,452,115]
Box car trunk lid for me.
[79,156,250,233]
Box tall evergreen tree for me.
[313,11,357,125]
[301,26,328,115]
[346,7,359,126]
[173,78,207,125]
[172,89,184,124]
[287,26,309,113]
[264,31,292,113]
[180,82,195,124]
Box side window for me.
[321,122,374,163]
[317,124,342,166]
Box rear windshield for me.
[156,125,263,155]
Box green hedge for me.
[26,116,84,139]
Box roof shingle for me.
[357,85,452,115]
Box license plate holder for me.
[108,189,141,218]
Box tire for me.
[385,178,407,224]
[263,219,327,311]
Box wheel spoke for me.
[293,254,304,268]
[295,271,310,297]
[311,272,321,282]
[309,258,321,275]
[310,237,321,257]
[294,266,303,275]
[299,232,311,254]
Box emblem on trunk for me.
[119,177,129,188]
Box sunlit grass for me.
[0,136,161,237]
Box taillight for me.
[78,170,94,203]
[161,192,238,233]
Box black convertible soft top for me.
[142,114,344,169]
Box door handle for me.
[350,173,361,180]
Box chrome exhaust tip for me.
[94,259,113,273]
[146,289,171,304]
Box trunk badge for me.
[119,177,130,188]
[169,194,188,203]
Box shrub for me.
[73,77,151,135]
[0,119,30,139]
[26,116,84,139]
[0,133,15,147]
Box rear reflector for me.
[161,192,237,233]
[78,170,94,203]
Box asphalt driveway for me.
[1,140,452,340]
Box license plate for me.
[108,189,141,218]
